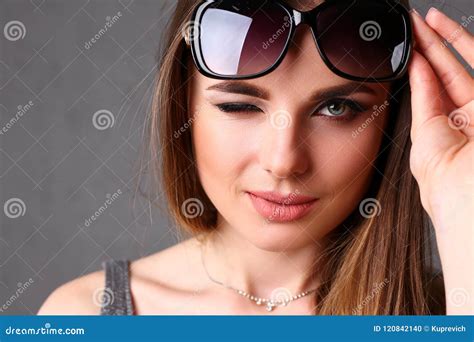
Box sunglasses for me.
[184,0,413,82]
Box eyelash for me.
[215,99,366,121]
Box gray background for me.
[0,0,472,315]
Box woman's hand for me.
[408,7,473,314]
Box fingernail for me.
[411,8,422,18]
[428,7,439,15]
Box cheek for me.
[192,107,252,197]
[311,114,387,222]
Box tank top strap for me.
[100,259,134,315]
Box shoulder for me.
[38,237,207,315]
[127,237,210,314]
[130,236,206,289]
[37,269,105,315]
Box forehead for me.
[283,0,324,11]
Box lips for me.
[248,191,317,204]
[246,191,318,222]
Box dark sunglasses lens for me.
[316,2,409,79]
[199,1,291,77]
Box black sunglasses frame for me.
[185,0,413,83]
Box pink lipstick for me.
[246,191,318,222]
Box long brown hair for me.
[137,0,445,315]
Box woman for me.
[38,0,473,315]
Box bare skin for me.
[37,238,322,315]
[39,13,391,315]
[38,6,474,315]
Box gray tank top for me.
[100,259,134,315]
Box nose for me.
[258,25,317,180]
[259,110,310,179]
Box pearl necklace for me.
[200,245,318,312]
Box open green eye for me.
[316,99,365,121]
[326,103,346,116]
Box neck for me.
[201,218,322,299]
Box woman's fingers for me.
[410,10,474,108]
[425,7,474,68]
[455,100,474,137]
[408,50,444,142]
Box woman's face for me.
[188,21,392,252]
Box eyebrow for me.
[206,81,378,102]
[206,81,270,99]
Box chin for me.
[244,222,317,252]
